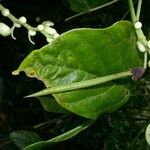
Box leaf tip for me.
[12,70,20,75]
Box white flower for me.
[0,22,11,36]
[28,30,36,45]
[44,26,57,35]
[146,123,150,145]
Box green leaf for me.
[13,21,142,119]
[37,97,68,113]
[67,0,110,13]
[10,130,42,150]
[23,120,93,150]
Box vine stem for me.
[65,0,119,22]
[128,0,149,68]
[25,71,132,98]
[136,0,142,21]
[127,0,137,22]
[127,0,146,45]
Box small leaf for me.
[10,130,41,150]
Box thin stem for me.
[25,71,132,98]
[136,0,142,21]
[128,0,147,46]
[128,0,137,22]
[65,0,119,22]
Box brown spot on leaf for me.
[29,70,36,76]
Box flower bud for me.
[137,41,146,52]
[46,37,53,43]
[0,22,11,36]
[37,24,44,31]
[54,33,59,38]
[28,30,36,36]
[19,16,27,24]
[2,9,10,17]
[14,23,21,28]
[134,21,142,29]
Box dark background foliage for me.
[0,0,150,149]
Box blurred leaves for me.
[10,130,42,150]
[67,0,110,13]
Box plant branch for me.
[0,3,58,43]
[65,0,119,22]
[0,4,37,31]
[128,0,147,46]
[128,0,150,68]
[25,71,132,98]
[136,0,142,21]
[128,0,137,22]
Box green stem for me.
[0,3,51,39]
[136,0,142,21]
[65,0,119,21]
[128,0,147,46]
[0,4,37,31]
[128,0,137,22]
[25,71,132,98]
[128,0,149,68]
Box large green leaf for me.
[13,21,142,119]
[67,0,110,13]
